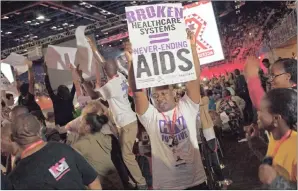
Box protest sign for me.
[125,3,197,89]
[184,1,224,65]
[3,53,27,74]
[45,45,77,70]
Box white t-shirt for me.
[138,95,206,189]
[99,74,136,127]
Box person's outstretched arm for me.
[124,44,149,116]
[43,63,56,100]
[87,37,105,89]
[244,56,265,110]
[185,30,201,104]
[26,59,35,95]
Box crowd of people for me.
[1,6,297,191]
[219,1,292,63]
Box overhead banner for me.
[184,1,224,65]
[126,3,196,89]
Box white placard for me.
[45,45,77,70]
[184,1,224,65]
[75,26,93,76]
[125,3,197,89]
[3,53,27,74]
[1,63,14,83]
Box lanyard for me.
[21,140,44,159]
[271,130,292,158]
[161,108,178,136]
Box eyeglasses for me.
[268,73,287,82]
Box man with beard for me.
[124,30,207,190]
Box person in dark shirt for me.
[43,63,75,127]
[8,113,101,189]
[234,69,253,124]
[17,60,44,120]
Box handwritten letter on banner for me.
[125,3,196,89]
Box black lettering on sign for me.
[177,48,193,71]
[135,48,193,78]
[137,55,152,78]
[160,51,175,75]
[151,53,159,75]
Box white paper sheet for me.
[3,53,27,74]
[75,26,93,76]
[1,62,14,83]
[45,45,77,70]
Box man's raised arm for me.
[124,43,149,116]
[185,30,201,104]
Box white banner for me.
[125,3,196,89]
[45,45,77,70]
[184,1,224,65]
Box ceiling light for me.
[58,28,63,31]
[62,23,68,26]
[107,12,111,15]
[101,10,106,13]
[15,12,21,15]
[36,15,45,20]
[24,35,30,38]
[5,31,12,34]
[33,36,38,38]
[120,39,122,42]
[45,18,51,21]
[79,2,86,5]
[36,99,39,102]
[51,26,57,29]
[1,30,2,32]
[96,35,99,37]
[2,16,9,19]
[69,24,74,27]
[104,32,108,35]
[109,45,111,47]
[25,20,31,24]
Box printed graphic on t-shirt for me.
[159,115,189,146]
[121,80,129,99]
[48,157,70,181]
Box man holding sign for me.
[126,3,197,89]
[125,3,207,188]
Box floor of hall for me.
[220,135,268,190]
